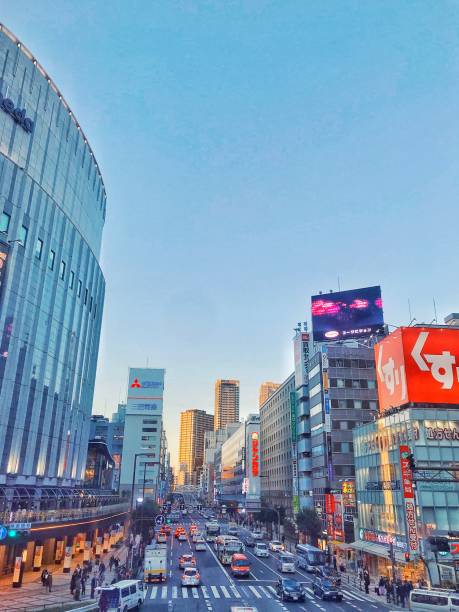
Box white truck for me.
[144,543,167,583]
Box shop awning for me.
[350,540,407,563]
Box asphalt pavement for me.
[141,513,392,612]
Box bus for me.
[216,539,245,565]
[295,543,326,572]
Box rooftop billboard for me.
[126,367,164,415]
[375,327,459,413]
[311,285,384,342]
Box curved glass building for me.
[0,24,106,486]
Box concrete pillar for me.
[63,537,73,573]
[83,536,92,563]
[32,542,43,572]
[55,539,64,564]
[95,536,102,559]
[102,532,110,553]
[12,547,27,588]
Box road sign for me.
[155,515,165,526]
[7,522,31,530]
[0,526,6,541]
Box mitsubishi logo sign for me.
[131,378,141,388]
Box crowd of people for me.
[67,555,129,601]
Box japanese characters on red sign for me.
[405,500,419,552]
[325,493,335,514]
[399,445,414,499]
[251,432,259,477]
[375,327,459,413]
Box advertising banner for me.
[294,332,310,389]
[126,367,165,415]
[33,544,43,571]
[376,327,459,413]
[311,286,384,342]
[333,494,344,542]
[55,540,64,563]
[399,445,419,553]
[325,493,335,514]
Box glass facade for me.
[0,26,106,486]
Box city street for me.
[142,515,392,612]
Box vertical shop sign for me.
[399,446,419,553]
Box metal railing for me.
[0,501,129,525]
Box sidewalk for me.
[340,571,404,609]
[0,544,128,611]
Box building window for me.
[60,260,66,280]
[0,212,10,233]
[78,280,82,297]
[142,420,157,425]
[84,288,88,305]
[89,296,93,312]
[35,238,43,260]
[70,271,75,289]
[19,225,28,246]
[48,249,55,270]
[142,428,157,433]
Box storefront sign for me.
[399,445,414,499]
[326,513,334,540]
[405,501,419,552]
[325,493,335,514]
[366,480,400,491]
[359,528,407,550]
[333,494,344,541]
[251,432,259,476]
[425,426,459,441]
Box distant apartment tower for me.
[259,382,280,407]
[179,409,214,485]
[214,379,240,431]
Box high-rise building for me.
[259,382,281,407]
[260,373,296,517]
[201,424,239,504]
[119,368,165,502]
[214,379,240,431]
[178,409,214,485]
[0,24,106,486]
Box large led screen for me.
[311,285,384,342]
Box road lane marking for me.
[172,586,178,598]
[160,586,167,598]
[221,585,231,598]
[211,585,220,598]
[201,585,210,598]
[267,586,277,595]
[182,587,188,598]
[249,585,262,599]
[192,587,199,598]
[245,549,283,579]
[259,586,272,598]
[230,585,241,598]
[342,589,367,602]
[150,586,158,599]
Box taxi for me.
[157,531,167,544]
[174,526,186,539]
[179,553,196,569]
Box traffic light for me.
[405,552,411,562]
[6,529,30,541]
[407,453,416,471]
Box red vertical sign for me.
[399,445,414,499]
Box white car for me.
[254,542,269,557]
[181,567,201,586]
[277,553,296,573]
[269,540,284,553]
[195,538,206,551]
[251,531,263,540]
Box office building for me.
[215,414,261,513]
[89,405,125,491]
[202,424,240,505]
[0,24,106,487]
[120,368,165,501]
[259,382,281,407]
[308,343,378,555]
[178,409,214,486]
[214,379,240,430]
[260,373,296,516]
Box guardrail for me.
[0,502,129,526]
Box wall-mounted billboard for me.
[126,367,165,415]
[311,285,384,342]
[375,326,459,413]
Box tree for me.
[296,508,322,545]
[131,499,160,541]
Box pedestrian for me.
[91,574,97,598]
[81,575,86,597]
[99,561,106,574]
[70,570,77,595]
[399,582,407,608]
[364,570,370,595]
[333,555,337,571]
[41,568,49,587]
[74,574,81,601]
[47,572,53,592]
[109,555,114,571]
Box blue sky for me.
[4,1,459,466]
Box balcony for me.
[297,420,310,436]
[298,457,312,473]
[297,437,311,454]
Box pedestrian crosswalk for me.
[145,583,379,603]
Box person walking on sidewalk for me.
[74,574,81,601]
[41,568,49,587]
[81,575,86,597]
[47,571,53,592]
[70,570,77,595]
[363,569,370,594]
[91,574,97,598]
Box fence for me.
[0,502,129,525]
